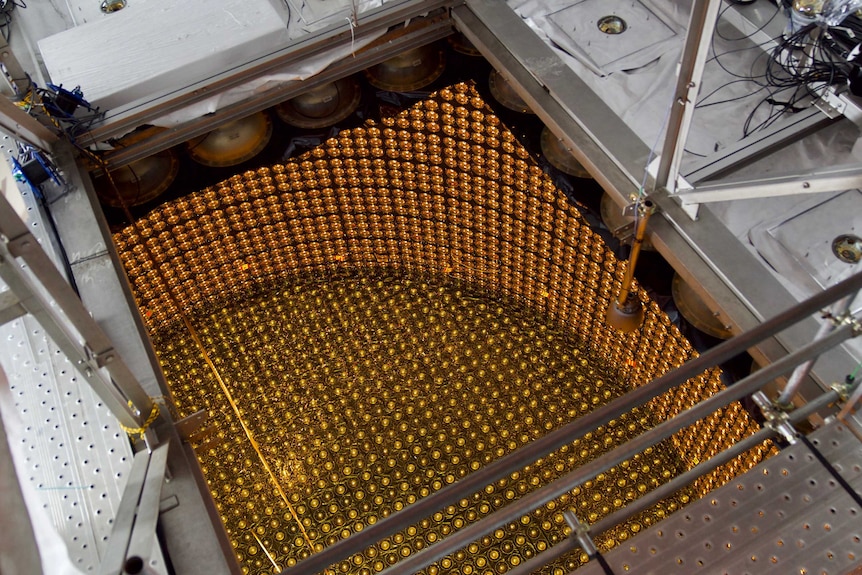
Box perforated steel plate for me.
[0,184,163,573]
[1,315,136,571]
[579,421,862,575]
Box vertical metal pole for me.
[614,201,654,307]
[655,0,723,194]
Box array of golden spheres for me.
[156,273,737,575]
[117,84,774,575]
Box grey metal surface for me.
[46,145,170,401]
[0,176,161,572]
[0,369,42,575]
[0,186,149,428]
[0,313,139,572]
[126,442,169,568]
[807,420,862,498]
[682,107,835,184]
[581,420,862,575]
[99,439,158,575]
[100,442,169,575]
[543,0,679,71]
[679,163,862,203]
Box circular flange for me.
[488,69,533,114]
[276,76,361,129]
[540,126,592,179]
[93,149,179,208]
[597,15,627,34]
[832,234,862,264]
[365,45,446,92]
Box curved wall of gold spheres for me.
[113,83,772,574]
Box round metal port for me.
[101,0,127,13]
[597,15,627,35]
[832,234,862,264]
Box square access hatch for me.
[545,0,681,75]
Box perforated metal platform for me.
[1,314,135,571]
[0,183,165,573]
[577,421,862,575]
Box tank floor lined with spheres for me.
[114,84,772,575]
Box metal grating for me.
[579,421,862,575]
[1,314,135,571]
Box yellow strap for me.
[118,401,160,440]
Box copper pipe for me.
[615,199,654,307]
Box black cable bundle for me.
[696,1,855,140]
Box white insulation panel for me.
[38,0,289,109]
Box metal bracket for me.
[752,390,798,444]
[0,288,24,325]
[814,90,846,119]
[563,509,597,558]
[5,231,36,257]
[174,410,208,441]
[99,441,170,575]
[92,347,119,368]
[832,377,856,402]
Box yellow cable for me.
[118,401,160,440]
[180,314,318,556]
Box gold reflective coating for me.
[115,83,774,575]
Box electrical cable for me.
[716,0,782,42]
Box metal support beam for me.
[0,96,58,152]
[682,107,833,184]
[99,441,170,575]
[655,0,723,194]
[676,163,862,203]
[0,33,30,97]
[78,0,457,148]
[0,188,151,428]
[282,271,862,575]
[100,14,454,169]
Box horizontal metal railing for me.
[282,272,862,575]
